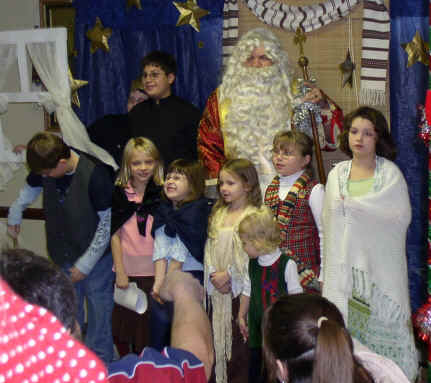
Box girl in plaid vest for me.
[238,206,303,383]
[264,131,324,293]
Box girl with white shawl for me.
[321,106,418,381]
[204,159,262,383]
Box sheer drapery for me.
[0,44,25,191]
[27,41,118,170]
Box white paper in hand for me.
[114,282,147,314]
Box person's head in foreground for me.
[0,277,107,382]
[0,248,81,339]
[263,293,375,383]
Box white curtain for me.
[26,41,118,170]
[0,44,25,191]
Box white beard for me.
[220,65,292,182]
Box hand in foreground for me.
[159,270,203,304]
[69,267,87,283]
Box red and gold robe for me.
[197,88,344,179]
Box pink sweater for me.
[118,184,155,276]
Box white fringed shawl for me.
[204,205,257,383]
[322,157,418,381]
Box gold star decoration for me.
[126,0,142,10]
[86,17,112,54]
[339,49,355,88]
[68,69,88,108]
[401,30,429,68]
[173,0,210,32]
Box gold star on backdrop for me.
[69,69,88,108]
[339,49,355,88]
[173,0,210,32]
[86,17,112,54]
[401,30,429,68]
[127,0,142,10]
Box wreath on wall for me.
[243,0,360,32]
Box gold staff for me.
[293,27,326,185]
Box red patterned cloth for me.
[0,278,108,383]
[321,105,344,151]
[197,90,225,179]
[264,172,320,292]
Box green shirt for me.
[347,177,375,197]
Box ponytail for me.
[263,294,375,383]
[313,319,354,383]
[313,319,374,383]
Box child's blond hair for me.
[116,137,163,187]
[238,206,281,254]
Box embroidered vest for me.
[248,254,289,348]
[264,171,320,277]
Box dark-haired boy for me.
[128,51,201,167]
[7,132,115,364]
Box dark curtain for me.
[390,0,428,312]
[72,0,223,126]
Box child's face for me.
[130,150,156,185]
[219,170,250,207]
[271,143,310,177]
[164,171,191,204]
[348,117,377,160]
[142,64,174,101]
[240,234,261,259]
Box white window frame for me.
[0,27,67,103]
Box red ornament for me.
[413,297,431,343]
[418,104,431,143]
[425,89,431,125]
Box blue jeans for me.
[63,254,115,364]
